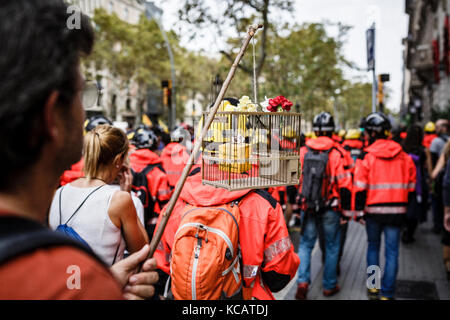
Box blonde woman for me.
[49,125,148,265]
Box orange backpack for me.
[170,200,244,300]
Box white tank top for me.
[48,184,126,266]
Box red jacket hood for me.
[306,136,335,151]
[180,171,250,207]
[129,149,162,165]
[342,139,363,149]
[161,142,188,158]
[365,139,403,159]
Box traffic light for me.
[162,80,172,107]
[377,75,384,104]
[377,74,389,112]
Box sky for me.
[152,0,409,112]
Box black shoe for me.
[401,234,415,244]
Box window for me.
[126,98,132,111]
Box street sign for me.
[366,27,375,70]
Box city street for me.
[275,218,450,300]
[1,0,449,304]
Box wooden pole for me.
[141,24,263,266]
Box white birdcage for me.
[201,111,301,191]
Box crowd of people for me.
[0,0,449,301]
[288,115,449,300]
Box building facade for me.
[403,0,450,122]
[70,0,146,127]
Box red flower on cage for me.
[281,98,293,111]
[268,96,293,112]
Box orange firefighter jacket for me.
[60,158,84,186]
[422,133,437,149]
[342,139,364,151]
[129,149,172,214]
[160,142,190,188]
[154,168,300,300]
[353,139,416,216]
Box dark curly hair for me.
[401,124,424,154]
[0,0,94,190]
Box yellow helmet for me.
[127,131,136,141]
[345,129,361,140]
[424,121,435,133]
[304,131,317,139]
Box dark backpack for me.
[300,147,332,212]
[0,215,106,267]
[131,163,165,239]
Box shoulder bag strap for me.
[111,226,123,265]
[64,185,105,225]
[59,186,65,225]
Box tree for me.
[338,80,373,129]
[178,0,294,91]
[83,8,170,121]
[262,23,345,119]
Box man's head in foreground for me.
[0,0,93,217]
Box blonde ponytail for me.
[83,125,129,179]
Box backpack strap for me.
[0,215,107,267]
[59,186,64,225]
[438,135,449,143]
[189,167,201,177]
[61,185,105,226]
[228,193,251,290]
[306,146,333,155]
[141,163,164,176]
[111,226,123,266]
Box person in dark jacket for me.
[443,148,450,280]
[401,125,429,243]
[430,119,449,233]
[433,140,450,281]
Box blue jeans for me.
[365,217,400,298]
[297,209,341,290]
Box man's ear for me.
[43,91,60,141]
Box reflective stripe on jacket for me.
[353,139,416,214]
